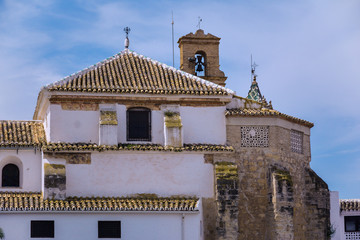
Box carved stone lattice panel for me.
[291,130,303,154]
[345,232,360,239]
[241,126,269,147]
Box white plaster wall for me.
[0,149,42,192]
[49,104,99,143]
[44,107,51,141]
[180,106,226,144]
[330,191,343,240]
[0,212,201,240]
[48,103,226,145]
[59,152,213,198]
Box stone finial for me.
[124,27,131,49]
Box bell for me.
[196,63,203,72]
[196,55,203,63]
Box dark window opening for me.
[345,216,360,232]
[31,220,54,238]
[127,108,151,141]
[98,221,121,238]
[2,163,20,187]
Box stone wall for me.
[205,118,330,240]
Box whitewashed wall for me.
[180,106,226,145]
[49,104,99,143]
[47,103,227,145]
[42,152,214,198]
[330,191,343,240]
[0,212,202,240]
[0,149,42,192]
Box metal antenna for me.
[172,11,175,67]
[197,17,202,29]
[124,27,131,49]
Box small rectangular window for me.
[127,108,151,141]
[31,220,54,238]
[345,216,360,232]
[290,130,303,154]
[98,221,121,238]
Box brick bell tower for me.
[178,29,227,86]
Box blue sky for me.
[0,0,359,198]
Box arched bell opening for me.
[194,51,206,77]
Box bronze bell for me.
[196,63,203,72]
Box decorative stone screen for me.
[290,130,303,154]
[345,232,360,240]
[241,126,269,147]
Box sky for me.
[0,0,359,198]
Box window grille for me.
[127,108,151,141]
[290,130,303,154]
[241,126,269,147]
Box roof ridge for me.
[44,49,129,90]
[0,120,42,122]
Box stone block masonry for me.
[44,163,66,200]
[207,121,331,240]
[215,162,239,240]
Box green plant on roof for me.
[164,111,179,117]
[0,227,4,239]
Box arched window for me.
[2,163,20,187]
[127,108,151,141]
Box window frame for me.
[98,221,121,238]
[345,216,360,232]
[126,107,151,142]
[31,220,55,238]
[1,163,20,187]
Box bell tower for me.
[178,29,227,86]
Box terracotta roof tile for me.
[225,108,314,128]
[0,192,199,212]
[44,50,233,96]
[42,143,234,152]
[0,121,46,147]
[341,199,360,211]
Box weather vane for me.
[251,54,258,82]
[124,27,131,49]
[197,17,202,29]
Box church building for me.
[0,29,330,239]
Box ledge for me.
[42,143,234,153]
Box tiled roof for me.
[341,199,360,211]
[247,78,264,102]
[0,192,199,212]
[0,121,46,147]
[44,49,233,96]
[225,108,314,128]
[42,143,234,152]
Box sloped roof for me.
[225,108,314,128]
[44,49,233,96]
[0,192,199,212]
[341,199,360,211]
[0,121,46,147]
